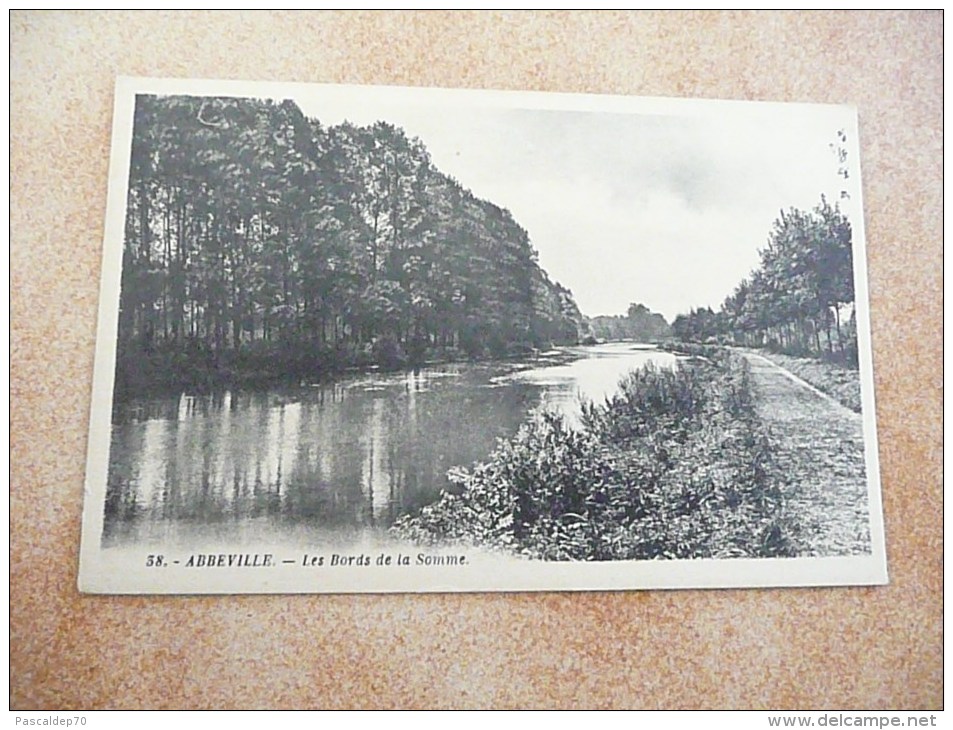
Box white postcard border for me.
[78,76,888,594]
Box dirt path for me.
[739,352,872,556]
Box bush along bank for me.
[392,348,804,560]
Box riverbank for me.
[393,348,804,560]
[659,342,862,412]
[104,342,676,548]
[112,341,584,403]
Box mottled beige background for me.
[10,11,942,710]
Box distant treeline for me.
[116,95,585,395]
[586,303,671,343]
[672,199,857,366]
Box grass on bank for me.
[754,351,862,413]
[392,347,803,561]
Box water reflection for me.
[102,344,675,547]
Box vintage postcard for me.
[79,77,887,593]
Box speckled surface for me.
[10,10,941,709]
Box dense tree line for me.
[672,199,857,365]
[116,95,584,394]
[587,302,671,343]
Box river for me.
[102,342,676,549]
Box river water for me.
[102,342,675,548]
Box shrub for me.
[372,335,407,370]
[392,351,803,560]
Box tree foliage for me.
[116,95,585,394]
[587,302,672,343]
[672,199,858,365]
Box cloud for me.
[295,90,854,320]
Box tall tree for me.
[115,94,586,396]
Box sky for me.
[294,86,858,322]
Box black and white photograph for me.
[79,77,887,593]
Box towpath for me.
[738,351,872,556]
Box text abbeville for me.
[184,553,274,567]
